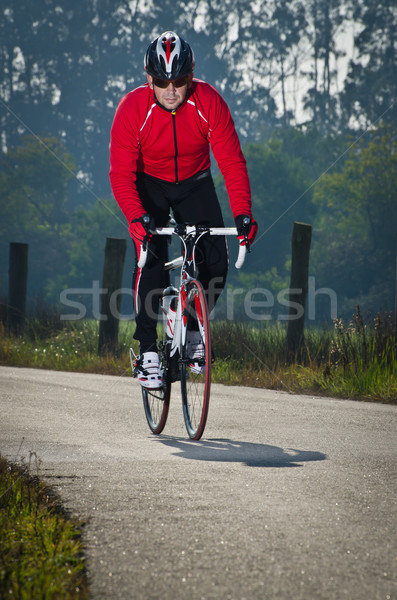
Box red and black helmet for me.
[144,31,194,81]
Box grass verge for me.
[0,453,88,599]
[0,307,396,403]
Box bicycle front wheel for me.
[180,280,211,440]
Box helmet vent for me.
[156,31,182,76]
[145,31,193,80]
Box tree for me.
[0,135,75,298]
[215,131,313,301]
[302,0,347,131]
[0,134,133,306]
[0,1,155,200]
[341,0,397,128]
[267,0,307,125]
[311,124,397,315]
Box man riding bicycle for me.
[109,30,257,388]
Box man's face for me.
[147,74,191,110]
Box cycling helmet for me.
[144,31,194,80]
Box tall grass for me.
[0,305,396,403]
[211,308,396,402]
[0,318,138,375]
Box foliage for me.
[1,0,397,317]
[0,135,75,298]
[216,129,313,297]
[0,454,88,599]
[212,314,397,403]
[0,318,136,375]
[341,0,397,128]
[311,123,397,314]
[45,197,130,300]
[1,0,397,197]
[0,133,134,305]
[1,120,396,318]
[0,135,74,236]
[302,0,346,131]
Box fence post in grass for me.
[394,235,397,341]
[395,233,397,340]
[7,242,29,335]
[98,237,127,356]
[286,222,312,362]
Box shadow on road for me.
[155,437,327,468]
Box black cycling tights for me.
[132,171,228,352]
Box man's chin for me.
[164,100,179,109]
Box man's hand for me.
[234,214,258,248]
[129,213,153,243]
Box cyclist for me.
[109,30,257,388]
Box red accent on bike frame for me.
[167,308,175,336]
[181,286,187,326]
[194,292,204,325]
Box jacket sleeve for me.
[206,87,252,218]
[109,95,145,224]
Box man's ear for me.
[147,74,154,89]
[187,72,194,88]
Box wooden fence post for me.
[7,242,28,335]
[395,234,397,340]
[98,237,127,356]
[286,222,312,361]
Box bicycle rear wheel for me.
[131,347,171,435]
[180,280,211,440]
[142,383,170,434]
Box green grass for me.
[0,307,396,403]
[211,311,397,403]
[0,319,136,375]
[0,453,88,599]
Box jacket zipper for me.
[172,111,178,183]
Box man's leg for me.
[133,174,170,354]
[132,235,169,353]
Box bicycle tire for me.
[141,345,171,435]
[180,279,211,440]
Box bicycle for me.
[130,222,248,440]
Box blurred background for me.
[1,0,396,322]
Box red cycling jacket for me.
[109,79,252,223]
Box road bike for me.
[130,223,247,440]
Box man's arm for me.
[109,95,145,224]
[206,86,252,218]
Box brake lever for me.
[242,216,251,252]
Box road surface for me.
[0,366,396,600]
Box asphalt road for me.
[0,366,396,600]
